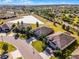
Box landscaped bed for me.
[0,42,16,53]
[19,34,27,40]
[32,40,46,52]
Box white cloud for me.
[0,0,79,5]
[0,0,33,5]
[1,0,12,3]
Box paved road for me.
[2,36,43,59]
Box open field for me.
[9,15,44,24]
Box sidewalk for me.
[8,53,13,59]
[11,50,23,59]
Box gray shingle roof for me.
[46,32,76,50]
[34,26,54,37]
[1,23,9,29]
[71,55,79,59]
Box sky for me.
[0,0,79,5]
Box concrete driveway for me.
[2,36,43,59]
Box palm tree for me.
[36,22,39,27]
[62,24,65,30]
[21,21,23,26]
[11,23,16,29]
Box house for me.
[0,11,16,19]
[71,47,79,59]
[0,23,11,33]
[71,55,79,59]
[46,32,76,50]
[33,26,54,38]
[2,24,10,32]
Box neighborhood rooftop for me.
[46,32,76,50]
[71,47,79,59]
[33,26,54,37]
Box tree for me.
[77,31,79,36]
[14,33,19,39]
[66,26,70,31]
[26,26,32,39]
[13,27,19,33]
[20,27,26,34]
[12,23,16,29]
[53,50,62,57]
[2,43,8,52]
[17,21,20,26]
[62,24,65,30]
[53,22,58,27]
[36,22,39,27]
[38,34,46,41]
[21,21,23,26]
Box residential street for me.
[2,36,43,59]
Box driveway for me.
[2,36,43,59]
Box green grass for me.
[17,57,23,59]
[19,34,27,40]
[0,42,16,52]
[49,56,58,59]
[32,40,46,52]
[0,20,5,25]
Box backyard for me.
[49,56,59,59]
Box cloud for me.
[34,2,54,5]
[0,0,53,5]
[0,0,79,5]
[0,0,33,5]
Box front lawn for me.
[17,57,23,59]
[0,42,16,52]
[32,40,46,52]
[49,56,58,59]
